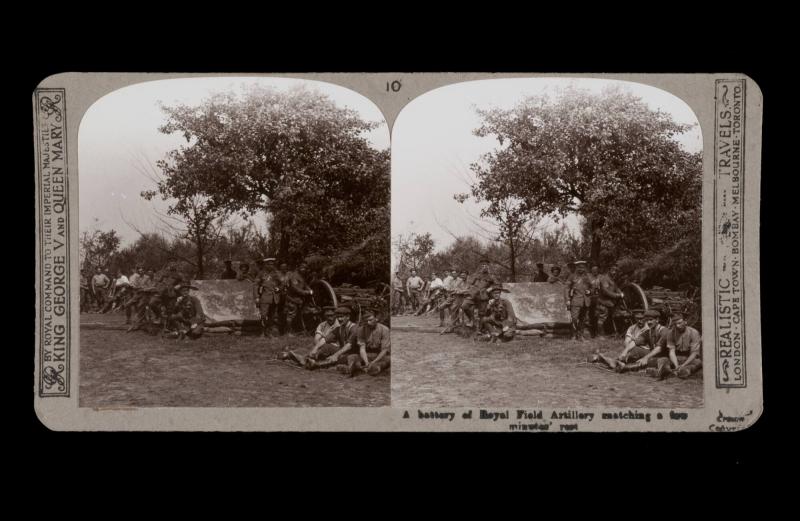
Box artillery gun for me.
[619,283,701,330]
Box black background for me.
[16,22,783,478]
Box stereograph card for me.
[33,73,762,431]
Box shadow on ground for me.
[80,313,389,408]
[391,314,703,409]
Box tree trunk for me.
[508,237,517,282]
[589,216,604,264]
[195,236,205,280]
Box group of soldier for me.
[79,257,320,341]
[279,306,391,377]
[392,262,519,343]
[79,258,390,377]
[392,259,701,380]
[81,264,204,340]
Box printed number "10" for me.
[386,80,402,92]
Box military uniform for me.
[461,270,495,325]
[313,319,358,366]
[596,272,622,334]
[148,268,184,314]
[353,322,391,375]
[567,268,593,339]
[663,324,703,376]
[446,277,470,326]
[285,269,313,332]
[254,265,282,336]
[481,295,517,341]
[169,291,205,339]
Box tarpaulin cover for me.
[504,282,572,327]
[190,279,260,325]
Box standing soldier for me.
[533,263,549,282]
[588,264,602,337]
[548,265,563,283]
[254,258,281,337]
[462,261,495,328]
[285,262,314,334]
[405,269,424,312]
[596,265,625,337]
[391,270,405,315]
[566,260,593,340]
[80,269,90,313]
[220,259,237,280]
[276,262,290,334]
[236,262,253,282]
[443,270,470,330]
[91,266,110,312]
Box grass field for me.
[80,313,389,408]
[391,314,703,409]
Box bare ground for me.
[391,314,703,408]
[80,313,389,408]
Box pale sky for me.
[391,78,703,256]
[79,77,390,246]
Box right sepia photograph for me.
[391,78,704,408]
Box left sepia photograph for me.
[78,77,391,407]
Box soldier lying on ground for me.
[589,309,665,371]
[479,285,517,343]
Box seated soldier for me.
[589,309,666,371]
[339,311,391,377]
[282,306,356,370]
[644,312,702,380]
[307,307,340,361]
[167,284,205,339]
[479,285,517,342]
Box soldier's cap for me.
[323,306,336,314]
[536,262,544,267]
[335,306,351,315]
[644,309,660,318]
[551,265,561,271]
[632,309,645,318]
[489,285,510,293]
[263,257,276,263]
[573,260,588,266]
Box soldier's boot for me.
[594,353,621,371]
[655,358,673,380]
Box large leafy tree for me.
[156,85,389,280]
[471,85,702,266]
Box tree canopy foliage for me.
[147,85,389,282]
[470,85,702,274]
